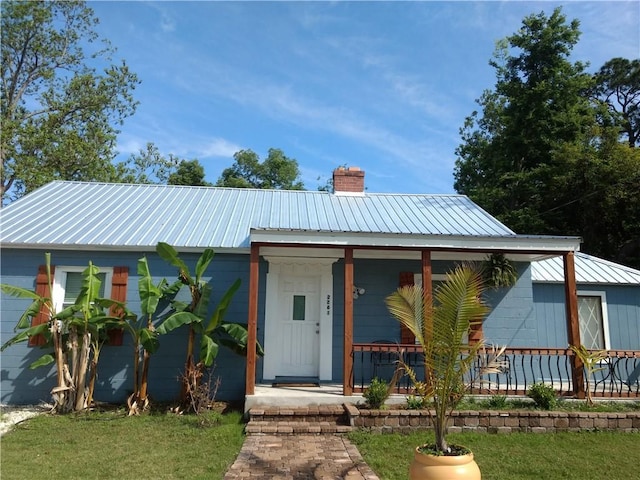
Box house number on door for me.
[326,294,331,316]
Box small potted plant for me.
[385,264,506,480]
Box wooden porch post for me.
[245,243,259,396]
[421,250,433,308]
[564,251,585,399]
[422,250,433,378]
[343,248,354,396]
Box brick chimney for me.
[333,166,365,193]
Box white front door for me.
[277,275,320,377]
[262,255,337,381]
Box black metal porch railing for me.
[351,343,640,399]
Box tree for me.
[593,58,640,148]
[455,8,594,232]
[1,0,139,204]
[168,159,212,186]
[454,8,640,268]
[116,143,178,184]
[216,148,304,189]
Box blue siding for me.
[483,264,537,347]
[533,283,640,350]
[1,248,252,405]
[532,284,568,347]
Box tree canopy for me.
[593,57,640,148]
[216,148,304,190]
[168,159,211,186]
[1,0,139,204]
[116,143,211,186]
[454,7,640,268]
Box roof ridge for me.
[44,181,469,197]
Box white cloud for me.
[198,138,243,158]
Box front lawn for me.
[1,407,245,480]
[349,430,640,480]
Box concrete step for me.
[245,420,353,435]
[248,404,348,423]
[246,404,355,435]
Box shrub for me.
[363,378,390,409]
[487,394,508,409]
[527,382,557,410]
[406,395,429,410]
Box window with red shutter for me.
[29,265,55,347]
[30,265,128,347]
[108,266,128,346]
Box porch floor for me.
[245,383,407,412]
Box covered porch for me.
[241,228,633,406]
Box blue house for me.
[1,167,638,406]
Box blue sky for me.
[90,1,639,194]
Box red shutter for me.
[107,266,128,346]
[29,265,55,347]
[398,272,416,344]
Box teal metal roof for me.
[1,181,566,251]
[532,253,640,285]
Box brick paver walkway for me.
[223,434,380,480]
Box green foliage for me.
[1,0,139,204]
[385,265,506,453]
[593,57,640,148]
[115,143,212,187]
[0,254,127,412]
[155,242,262,410]
[527,382,557,410]
[487,394,508,409]
[405,395,429,410]
[124,256,180,414]
[480,253,518,289]
[453,6,640,269]
[216,148,304,190]
[116,142,179,184]
[168,159,212,186]
[569,344,608,406]
[363,377,390,409]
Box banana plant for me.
[1,255,126,412]
[155,242,262,409]
[119,256,181,415]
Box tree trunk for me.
[139,349,151,403]
[74,331,91,411]
[179,326,197,403]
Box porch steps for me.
[245,404,355,435]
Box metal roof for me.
[532,252,640,285]
[0,181,576,252]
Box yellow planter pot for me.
[409,447,481,480]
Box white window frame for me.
[52,266,113,314]
[577,290,610,351]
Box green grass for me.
[1,408,245,480]
[349,430,640,480]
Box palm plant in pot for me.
[385,264,506,480]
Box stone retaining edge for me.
[350,408,640,434]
